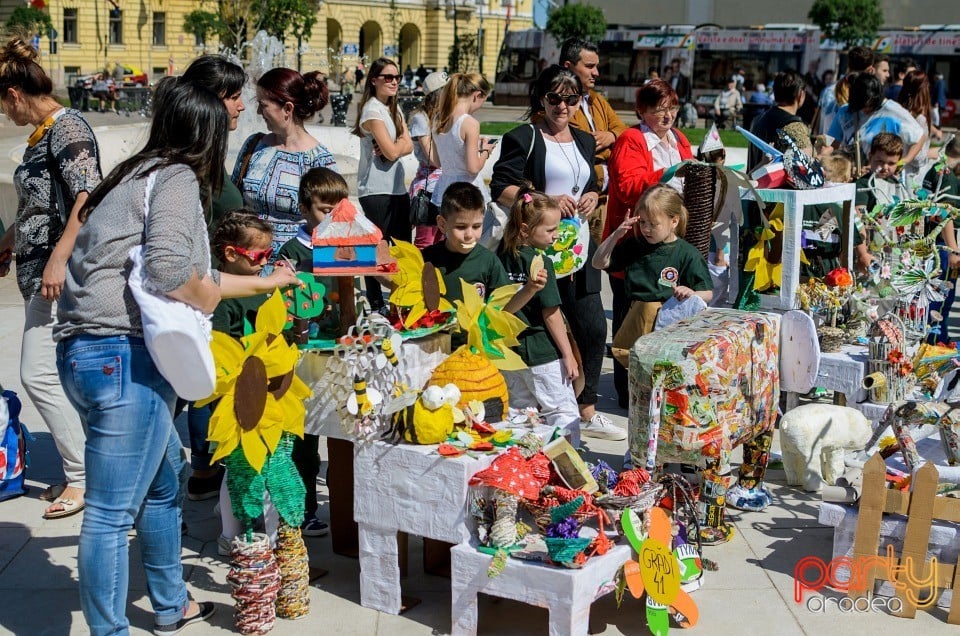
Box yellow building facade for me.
[22,0,531,87]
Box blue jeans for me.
[187,402,214,471]
[928,247,958,344]
[57,335,190,635]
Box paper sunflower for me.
[198,291,312,472]
[454,279,527,371]
[743,204,809,292]
[389,239,455,329]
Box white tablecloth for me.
[354,426,554,614]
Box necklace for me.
[545,123,582,195]
[26,105,62,147]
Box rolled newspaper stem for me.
[862,372,886,390]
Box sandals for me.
[39,482,67,502]
[43,496,85,520]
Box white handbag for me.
[127,171,216,401]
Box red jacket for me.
[603,126,694,276]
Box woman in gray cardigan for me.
[55,79,297,635]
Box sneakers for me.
[580,413,627,441]
[186,467,224,501]
[217,535,232,556]
[301,516,329,537]
[153,601,215,635]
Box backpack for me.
[0,390,29,501]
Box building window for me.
[152,12,165,46]
[109,10,122,45]
[63,8,78,44]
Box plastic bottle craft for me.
[307,310,415,443]
[196,292,313,630]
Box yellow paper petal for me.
[488,346,527,371]
[403,303,428,329]
[240,427,269,472]
[486,283,522,309]
[255,290,288,335]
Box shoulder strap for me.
[526,123,536,160]
[235,132,265,185]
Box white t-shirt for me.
[542,139,590,199]
[357,98,407,197]
[409,111,431,167]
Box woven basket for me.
[844,316,867,342]
[817,326,845,353]
[522,498,603,535]
[594,482,663,516]
[682,163,716,261]
[544,537,592,564]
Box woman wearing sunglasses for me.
[603,78,693,408]
[352,57,414,312]
[233,67,336,253]
[491,66,625,444]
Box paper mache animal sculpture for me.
[780,403,872,491]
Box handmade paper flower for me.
[454,279,528,371]
[743,206,808,292]
[824,267,853,288]
[199,292,311,472]
[389,239,454,329]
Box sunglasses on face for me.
[378,74,402,83]
[544,92,581,107]
[232,245,274,262]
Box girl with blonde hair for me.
[431,72,497,207]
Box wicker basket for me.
[522,498,603,534]
[817,326,845,353]
[594,482,663,517]
[682,163,716,261]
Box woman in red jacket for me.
[604,79,693,407]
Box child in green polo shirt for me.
[421,182,511,303]
[420,182,544,349]
[276,166,350,539]
[498,188,582,447]
[594,184,712,350]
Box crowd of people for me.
[1,30,957,634]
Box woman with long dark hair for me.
[352,57,414,310]
[55,79,297,634]
[180,54,247,225]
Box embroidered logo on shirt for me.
[659,267,679,288]
[474,283,486,298]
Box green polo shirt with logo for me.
[422,242,510,303]
[610,236,712,303]
[498,245,562,367]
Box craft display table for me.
[298,332,451,556]
[784,344,869,411]
[353,429,553,615]
[450,542,632,636]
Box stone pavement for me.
[1,268,956,635]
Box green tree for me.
[257,0,318,44]
[449,32,479,73]
[808,0,883,49]
[6,6,53,37]
[183,10,225,49]
[544,4,606,47]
